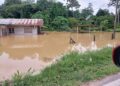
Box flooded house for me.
[0,19,43,36]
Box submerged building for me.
[0,19,43,36]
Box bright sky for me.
[0,0,115,14]
[0,0,4,5]
[58,0,115,14]
[79,0,115,14]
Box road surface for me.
[102,73,120,86]
[82,73,120,86]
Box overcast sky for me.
[0,0,115,14]
[0,0,4,5]
[58,0,115,14]
[79,0,115,14]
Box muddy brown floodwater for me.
[0,32,120,81]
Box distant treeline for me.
[0,0,117,31]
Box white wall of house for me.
[14,27,24,35]
[32,27,38,35]
[0,29,2,36]
[14,27,38,36]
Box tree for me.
[1,4,22,18]
[95,15,114,30]
[50,2,67,19]
[22,0,35,4]
[4,0,21,6]
[73,10,81,18]
[93,8,114,31]
[1,4,34,18]
[37,0,54,11]
[100,20,109,31]
[68,17,79,28]
[32,11,50,27]
[67,0,80,9]
[109,0,119,39]
[52,16,69,30]
[32,11,44,18]
[87,3,94,14]
[81,3,94,19]
[0,5,4,17]
[0,16,3,18]
[20,4,33,18]
[109,0,120,6]
[96,9,110,17]
[67,0,80,17]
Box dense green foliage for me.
[51,16,69,31]
[68,17,79,28]
[95,15,114,31]
[7,48,120,86]
[0,0,116,31]
[4,0,21,6]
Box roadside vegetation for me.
[3,48,119,86]
[0,0,120,31]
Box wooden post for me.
[113,0,119,39]
[77,26,79,43]
[34,25,36,35]
[89,26,91,37]
[93,35,96,42]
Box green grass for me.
[10,48,120,86]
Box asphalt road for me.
[103,79,120,86]
[81,73,120,86]
[102,73,120,86]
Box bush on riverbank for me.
[6,48,120,86]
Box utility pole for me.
[113,0,119,39]
[118,9,119,24]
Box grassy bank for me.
[8,48,120,86]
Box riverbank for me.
[3,48,119,86]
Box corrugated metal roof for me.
[0,19,43,26]
[0,19,11,25]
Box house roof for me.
[0,19,43,27]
